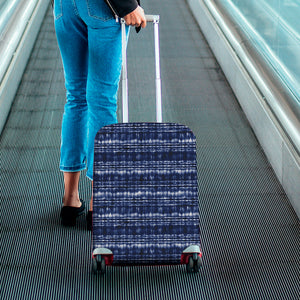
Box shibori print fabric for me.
[93,123,201,264]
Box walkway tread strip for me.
[1,1,299,299]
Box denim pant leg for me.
[85,25,124,180]
[54,0,128,179]
[54,0,89,173]
[78,0,128,180]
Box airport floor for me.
[1,1,299,299]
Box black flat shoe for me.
[60,199,85,227]
[86,210,92,231]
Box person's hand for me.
[123,6,147,28]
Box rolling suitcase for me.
[92,15,202,273]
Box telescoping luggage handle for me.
[121,15,162,123]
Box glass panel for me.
[0,0,22,33]
[215,0,300,103]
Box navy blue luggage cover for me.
[92,122,201,264]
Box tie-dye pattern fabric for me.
[93,123,201,264]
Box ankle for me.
[63,196,81,207]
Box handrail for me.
[0,0,39,84]
[0,0,22,34]
[0,0,49,135]
[202,0,300,155]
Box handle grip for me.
[121,15,162,123]
[145,15,160,23]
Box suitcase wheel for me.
[92,255,106,274]
[186,253,202,273]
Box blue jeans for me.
[54,0,128,180]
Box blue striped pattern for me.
[93,123,201,264]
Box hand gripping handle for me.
[121,15,162,123]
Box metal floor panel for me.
[1,1,299,299]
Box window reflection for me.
[215,0,300,102]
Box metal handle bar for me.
[121,15,162,123]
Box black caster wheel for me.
[186,254,202,273]
[92,257,98,274]
[99,256,106,274]
[186,256,194,273]
[194,256,202,272]
[92,256,106,274]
